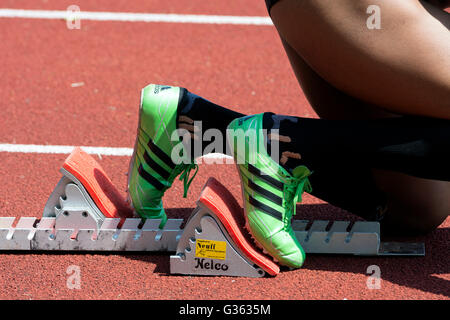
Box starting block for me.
[169,179,425,278]
[0,147,183,251]
[171,178,280,277]
[0,147,424,277]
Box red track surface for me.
[0,2,448,300]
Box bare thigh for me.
[271,0,450,119]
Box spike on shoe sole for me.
[244,217,281,265]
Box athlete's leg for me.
[269,0,450,119]
[279,38,398,120]
[264,3,450,235]
[263,110,450,236]
[177,86,450,235]
[372,169,450,235]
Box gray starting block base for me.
[0,216,182,251]
[43,168,106,231]
[292,220,425,256]
[170,205,266,278]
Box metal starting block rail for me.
[0,147,425,278]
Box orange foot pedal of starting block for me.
[171,177,280,277]
[43,147,133,231]
[62,147,133,219]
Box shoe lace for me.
[176,163,199,198]
[283,175,312,229]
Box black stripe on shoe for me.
[143,150,171,180]
[248,195,283,221]
[148,139,176,170]
[247,163,283,190]
[248,180,283,206]
[138,164,165,191]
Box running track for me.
[0,1,448,300]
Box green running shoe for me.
[127,84,198,228]
[227,113,312,268]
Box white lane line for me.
[0,143,232,160]
[0,9,273,26]
[0,143,132,156]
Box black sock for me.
[177,88,244,159]
[264,113,450,181]
[174,90,449,223]
[176,88,450,182]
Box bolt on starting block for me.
[0,147,425,277]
